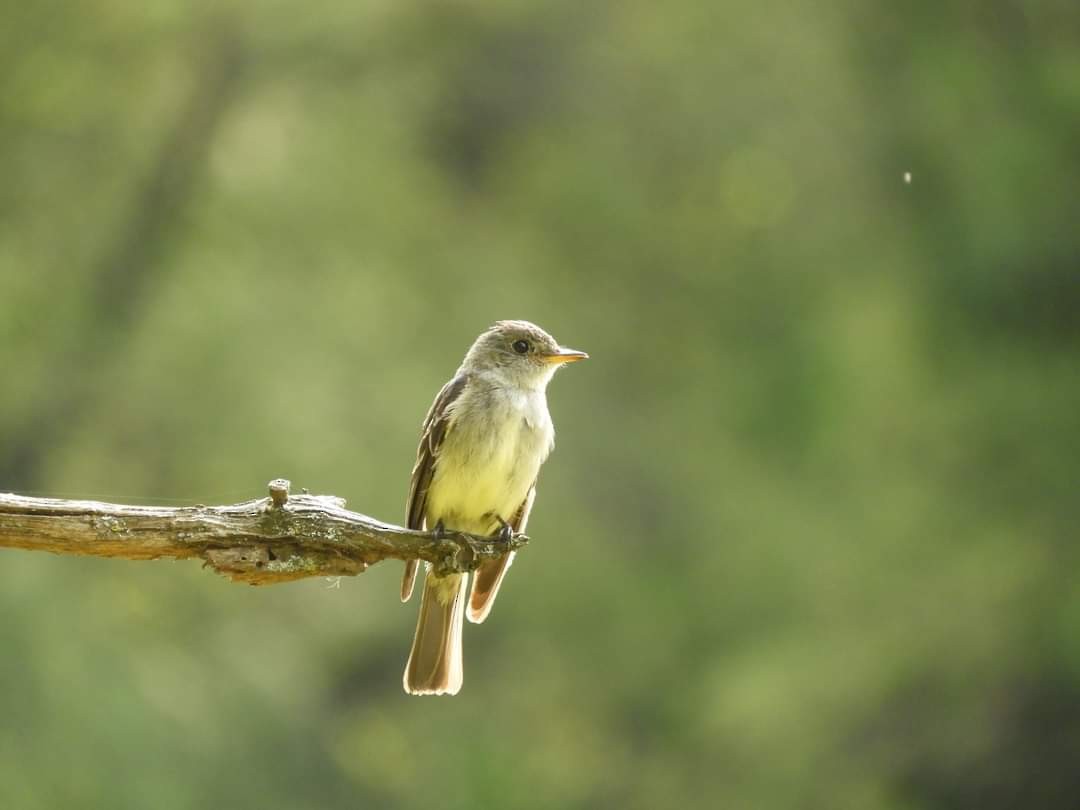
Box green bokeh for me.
[2,1,1078,807]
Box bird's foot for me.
[493,515,514,544]
[431,519,447,542]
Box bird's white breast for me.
[425,380,554,536]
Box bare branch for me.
[0,479,527,586]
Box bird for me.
[400,320,587,695]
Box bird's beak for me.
[543,347,589,365]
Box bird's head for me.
[462,320,587,389]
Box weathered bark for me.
[0,479,527,585]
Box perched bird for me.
[401,320,587,695]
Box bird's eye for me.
[512,339,530,355]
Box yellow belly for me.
[425,386,553,536]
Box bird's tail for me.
[467,551,516,623]
[403,570,466,695]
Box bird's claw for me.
[493,516,514,544]
[431,519,447,542]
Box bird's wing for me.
[400,373,469,602]
[466,483,535,623]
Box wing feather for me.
[400,373,468,602]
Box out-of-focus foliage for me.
[2,1,1078,807]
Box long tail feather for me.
[403,571,466,695]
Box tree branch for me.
[0,479,527,585]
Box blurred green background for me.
[2,1,1079,807]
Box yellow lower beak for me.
[543,347,589,364]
